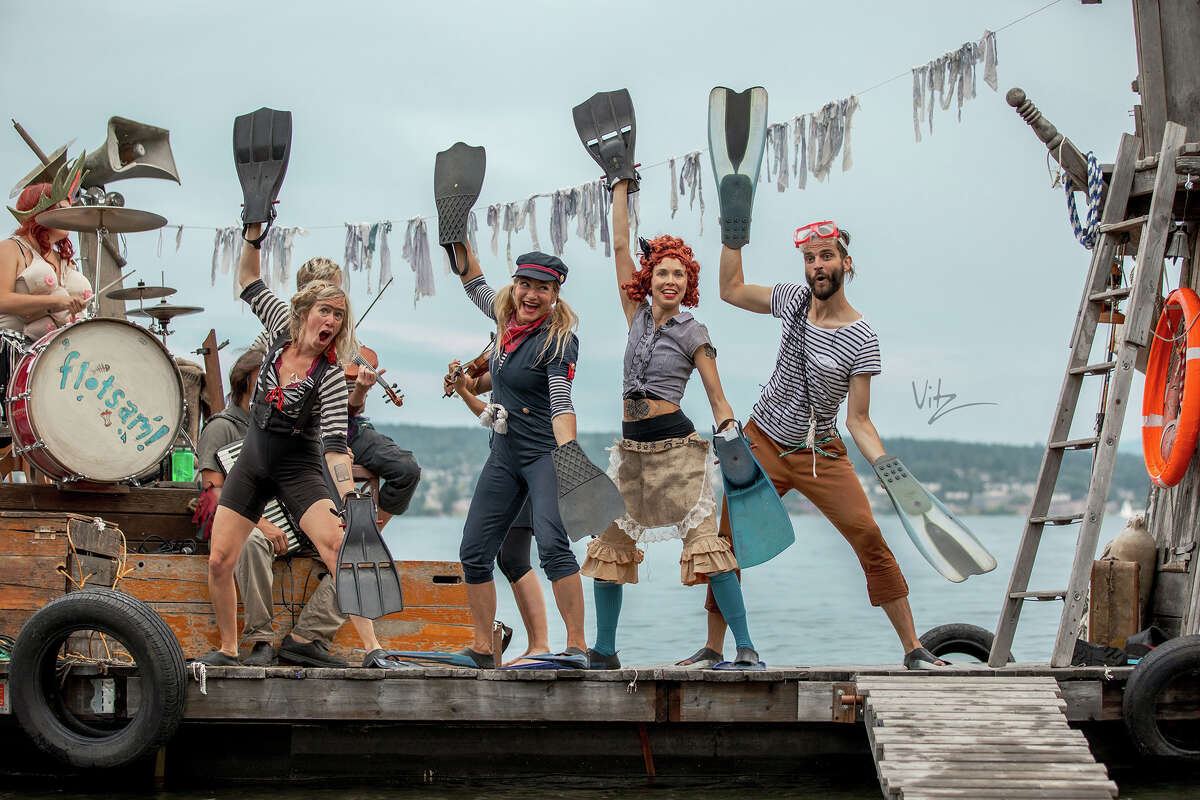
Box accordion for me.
[215,439,313,557]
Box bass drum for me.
[6,318,184,482]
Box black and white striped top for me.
[751,283,881,447]
[242,279,349,454]
[464,276,574,418]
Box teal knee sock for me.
[708,571,754,651]
[592,580,623,656]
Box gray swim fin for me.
[334,493,404,619]
[552,440,626,542]
[434,142,486,275]
[233,107,292,247]
[707,87,768,249]
[872,455,997,583]
[713,422,794,568]
[572,89,639,192]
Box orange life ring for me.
[1142,287,1200,487]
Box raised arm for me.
[455,242,498,322]
[238,222,263,290]
[693,344,736,431]
[718,244,772,314]
[452,241,484,286]
[845,374,885,463]
[611,180,640,325]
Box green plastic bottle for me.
[171,446,195,482]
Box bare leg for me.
[705,610,727,654]
[511,571,549,656]
[881,596,945,664]
[299,500,381,652]
[208,506,257,656]
[466,580,498,654]
[550,572,587,652]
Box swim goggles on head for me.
[793,220,843,247]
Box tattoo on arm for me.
[624,397,650,420]
[334,464,350,482]
[701,343,717,359]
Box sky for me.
[0,0,1154,449]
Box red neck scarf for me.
[500,314,547,354]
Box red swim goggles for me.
[794,220,841,247]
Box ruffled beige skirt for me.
[580,434,737,586]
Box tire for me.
[1123,634,1200,761]
[11,588,186,769]
[919,622,1010,663]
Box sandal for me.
[904,646,951,669]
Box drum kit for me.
[6,204,197,485]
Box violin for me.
[346,344,405,407]
[443,336,494,398]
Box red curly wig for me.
[12,183,76,264]
[621,234,701,307]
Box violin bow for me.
[355,277,393,329]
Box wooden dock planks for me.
[857,675,1117,799]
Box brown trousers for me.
[706,418,908,614]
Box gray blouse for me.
[622,302,712,405]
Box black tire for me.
[919,622,1010,663]
[11,588,186,769]
[1123,634,1200,761]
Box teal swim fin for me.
[707,86,768,249]
[712,422,794,568]
[385,648,494,669]
[335,493,404,619]
[872,455,997,583]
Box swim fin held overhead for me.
[552,440,626,542]
[872,455,997,583]
[233,107,292,247]
[434,142,486,276]
[707,87,768,249]
[572,89,639,193]
[334,493,404,619]
[713,422,794,569]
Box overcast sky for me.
[1,0,1151,449]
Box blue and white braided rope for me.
[1065,151,1104,249]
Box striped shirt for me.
[242,280,349,454]
[464,276,574,418]
[751,283,881,447]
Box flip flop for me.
[712,646,766,671]
[904,647,952,669]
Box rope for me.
[1065,151,1104,249]
[51,519,139,669]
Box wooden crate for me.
[0,512,125,639]
[119,555,473,658]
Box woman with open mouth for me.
[196,221,385,666]
[449,241,587,669]
[579,176,761,671]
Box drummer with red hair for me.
[0,155,92,343]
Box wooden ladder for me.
[989,122,1188,668]
[859,675,1117,799]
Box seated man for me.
[258,257,421,528]
[194,344,346,667]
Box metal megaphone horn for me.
[80,117,180,188]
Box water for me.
[381,513,1130,665]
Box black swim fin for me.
[335,493,404,619]
[552,440,626,542]
[707,87,768,249]
[233,107,292,247]
[572,89,639,192]
[434,142,486,276]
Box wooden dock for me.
[858,675,1117,799]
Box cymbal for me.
[107,281,177,301]
[127,302,203,323]
[35,206,166,233]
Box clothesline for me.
[169,0,1062,234]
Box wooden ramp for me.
[857,675,1117,799]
